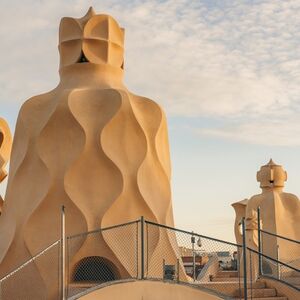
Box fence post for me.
[140,216,145,280]
[177,259,180,283]
[242,218,248,300]
[61,206,66,300]
[277,245,280,279]
[257,207,262,276]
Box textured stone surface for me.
[0,8,182,299]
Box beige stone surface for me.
[0,118,12,214]
[0,8,183,299]
[77,280,222,300]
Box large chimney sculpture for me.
[0,8,183,299]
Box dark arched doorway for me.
[73,256,119,283]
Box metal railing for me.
[0,240,61,299]
[256,207,300,292]
[0,217,244,299]
[0,209,299,299]
[144,219,244,299]
[66,219,140,298]
[249,247,300,290]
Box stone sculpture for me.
[232,159,300,276]
[0,8,182,299]
[0,118,12,214]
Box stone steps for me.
[198,281,265,289]
[234,285,288,299]
[244,288,276,298]
[211,277,242,282]
[236,296,288,300]
[211,271,289,299]
[215,271,238,278]
[205,271,292,300]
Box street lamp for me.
[197,237,202,248]
[191,234,196,281]
[191,234,202,281]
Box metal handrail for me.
[260,274,300,292]
[67,219,140,239]
[0,217,266,300]
[145,219,242,247]
[0,239,60,282]
[247,247,300,273]
[260,229,300,244]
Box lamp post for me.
[191,234,202,282]
[191,233,196,282]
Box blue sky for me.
[1,0,300,241]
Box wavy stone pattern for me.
[0,9,185,299]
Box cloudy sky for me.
[1,0,300,241]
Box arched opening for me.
[73,256,119,283]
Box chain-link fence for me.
[64,218,245,299]
[256,207,300,293]
[251,247,300,291]
[260,229,300,270]
[245,248,262,300]
[66,220,140,298]
[0,240,60,300]
[0,216,298,300]
[145,220,243,299]
[247,247,300,300]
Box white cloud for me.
[198,118,300,146]
[0,0,299,145]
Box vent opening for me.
[73,256,119,283]
[78,51,89,63]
